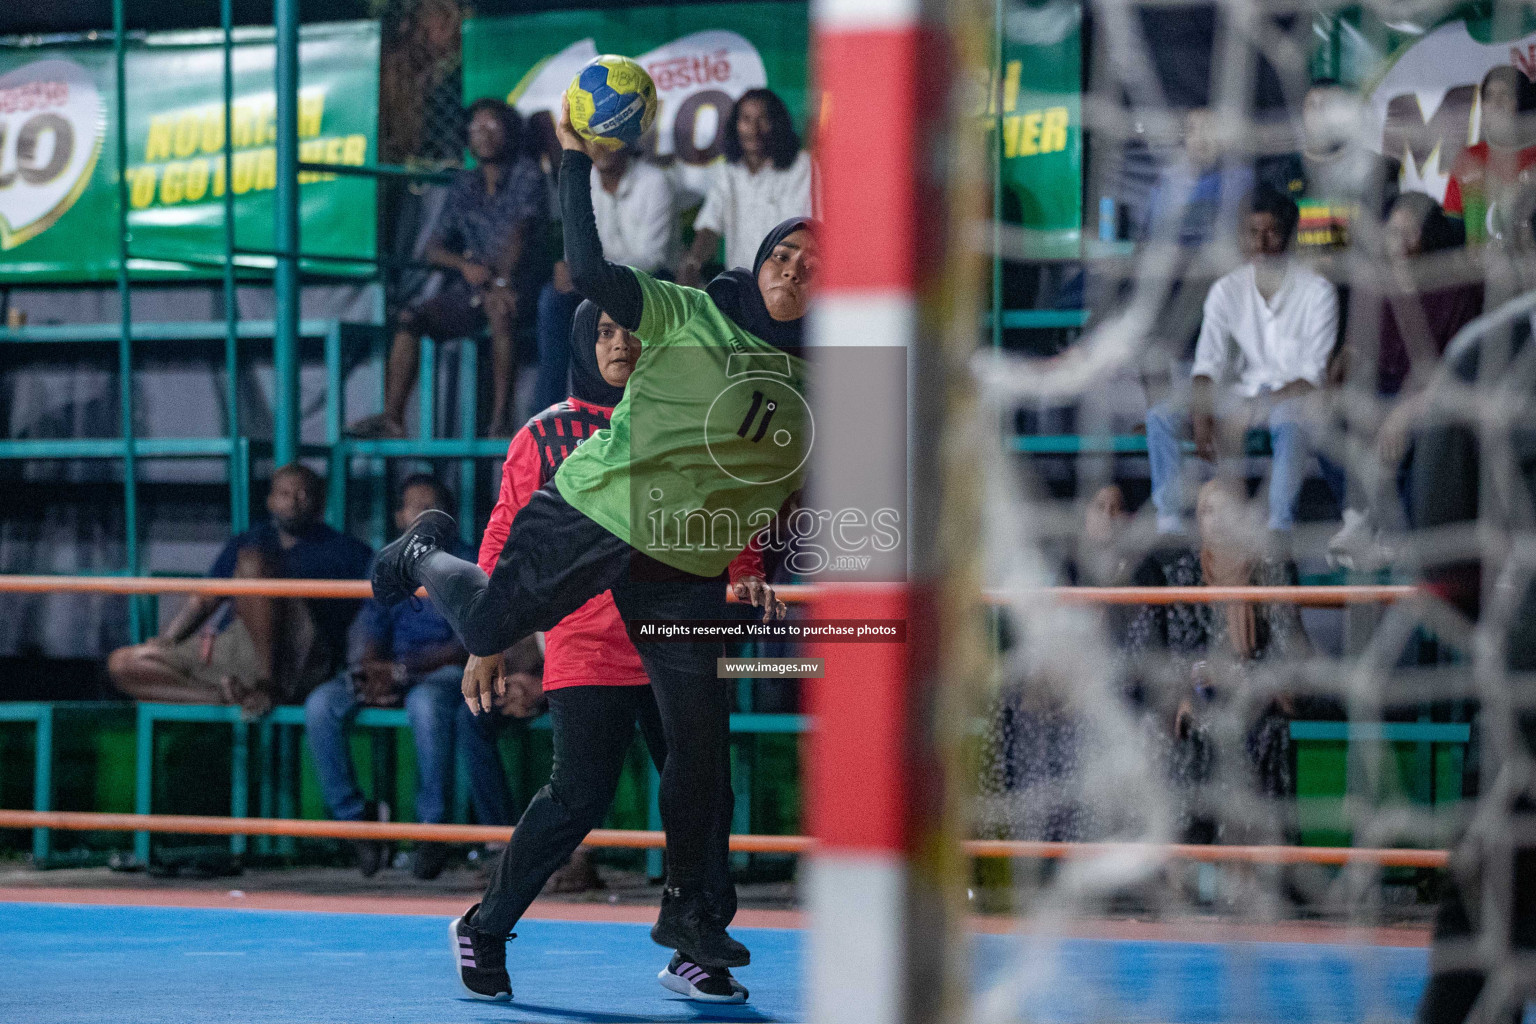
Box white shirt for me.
[1191,262,1339,398]
[693,150,814,271]
[591,159,676,275]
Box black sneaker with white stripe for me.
[372,509,456,608]
[448,904,511,1001]
[658,951,748,1003]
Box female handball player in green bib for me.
[371,97,817,985]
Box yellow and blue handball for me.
[565,55,658,151]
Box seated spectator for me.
[984,483,1136,844]
[1445,65,1536,247]
[1137,109,1290,408]
[1371,193,1478,399]
[1145,187,1338,538]
[304,474,473,880]
[1327,192,1481,570]
[1267,78,1400,254]
[1127,479,1314,843]
[532,143,677,413]
[108,464,372,719]
[349,98,547,439]
[1074,483,1133,586]
[679,88,812,285]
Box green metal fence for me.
[0,0,500,642]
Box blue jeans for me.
[1147,395,1313,533]
[1146,401,1196,535]
[456,702,514,827]
[303,664,463,824]
[534,282,582,413]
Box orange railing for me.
[0,576,1436,869]
[0,575,1418,607]
[0,810,1447,868]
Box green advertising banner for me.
[0,21,378,283]
[462,0,1080,251]
[463,1,809,199]
[991,2,1083,257]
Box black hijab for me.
[704,216,818,352]
[567,299,627,408]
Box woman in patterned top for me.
[1444,66,1536,247]
[1126,479,1315,843]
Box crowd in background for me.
[30,70,1525,867]
[990,69,1536,861]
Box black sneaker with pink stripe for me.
[448,904,512,1001]
[658,951,748,1003]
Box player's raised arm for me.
[555,98,644,331]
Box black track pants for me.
[417,484,735,903]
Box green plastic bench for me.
[1290,719,1470,848]
[132,701,808,869]
[0,703,54,862]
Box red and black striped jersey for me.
[525,397,612,482]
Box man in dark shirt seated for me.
[348,98,548,439]
[304,474,473,880]
[107,463,373,719]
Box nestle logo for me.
[646,50,732,91]
[0,80,69,115]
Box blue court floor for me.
[0,902,1429,1023]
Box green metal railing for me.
[0,2,508,642]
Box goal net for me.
[948,2,1536,1022]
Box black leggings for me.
[1417,795,1536,1024]
[417,484,734,899]
[472,684,736,938]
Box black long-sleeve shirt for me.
[559,150,643,331]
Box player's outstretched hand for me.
[733,576,786,622]
[462,652,506,715]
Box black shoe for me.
[371,509,457,608]
[449,904,512,1001]
[658,951,748,1003]
[650,887,750,968]
[354,841,384,878]
[354,800,390,878]
[413,841,450,881]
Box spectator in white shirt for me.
[679,88,812,285]
[1145,187,1339,535]
[590,147,676,273]
[533,147,677,411]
